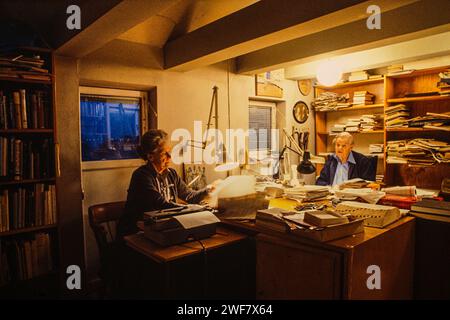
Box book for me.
[303,210,349,227]
[411,200,450,217]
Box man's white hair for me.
[332,132,354,145]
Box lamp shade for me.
[297,151,316,174]
[316,59,342,87]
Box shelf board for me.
[386,127,448,132]
[316,103,384,113]
[0,224,57,237]
[0,76,52,84]
[0,129,53,134]
[318,130,384,135]
[387,95,450,103]
[0,178,56,186]
[314,77,384,89]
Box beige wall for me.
[72,58,313,281]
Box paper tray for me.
[289,219,365,242]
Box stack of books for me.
[353,91,374,105]
[284,185,330,202]
[386,104,410,128]
[437,69,450,94]
[338,178,369,189]
[369,143,384,154]
[411,199,450,218]
[376,174,384,183]
[360,114,383,131]
[345,118,361,132]
[387,64,404,75]
[0,54,50,81]
[348,70,369,82]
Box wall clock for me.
[297,79,312,96]
[292,101,309,124]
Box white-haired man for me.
[316,132,376,186]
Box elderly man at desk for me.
[316,132,376,186]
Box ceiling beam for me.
[56,0,178,58]
[164,0,395,71]
[237,0,450,74]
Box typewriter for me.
[142,204,220,246]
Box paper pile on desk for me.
[284,185,330,202]
[338,178,370,189]
[336,201,401,228]
[335,188,385,204]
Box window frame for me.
[248,100,277,162]
[79,86,148,171]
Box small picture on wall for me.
[183,164,207,190]
[255,70,283,98]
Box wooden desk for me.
[224,216,415,300]
[123,226,255,299]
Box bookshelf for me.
[0,47,60,297]
[384,66,450,189]
[314,77,385,178]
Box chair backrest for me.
[368,155,378,181]
[88,201,126,261]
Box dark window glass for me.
[80,95,140,161]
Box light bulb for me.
[316,59,343,87]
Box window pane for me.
[80,95,141,161]
[249,106,271,151]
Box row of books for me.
[0,53,51,81]
[0,184,57,232]
[387,139,450,166]
[0,232,53,286]
[0,89,52,129]
[386,104,450,130]
[0,137,53,180]
[330,114,383,133]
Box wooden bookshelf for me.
[384,66,450,189]
[314,76,385,177]
[0,47,60,297]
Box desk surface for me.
[124,226,247,263]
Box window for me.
[79,87,147,163]
[248,101,278,175]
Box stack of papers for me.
[312,92,351,112]
[369,144,384,153]
[360,114,383,131]
[338,178,369,189]
[438,69,450,94]
[387,139,450,166]
[386,104,410,128]
[284,185,330,202]
[408,112,450,131]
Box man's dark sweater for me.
[116,163,208,239]
[316,151,376,186]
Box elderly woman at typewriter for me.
[316,132,376,186]
[116,129,213,239]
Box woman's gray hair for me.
[332,132,354,145]
[137,129,168,160]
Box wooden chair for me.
[88,201,126,296]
